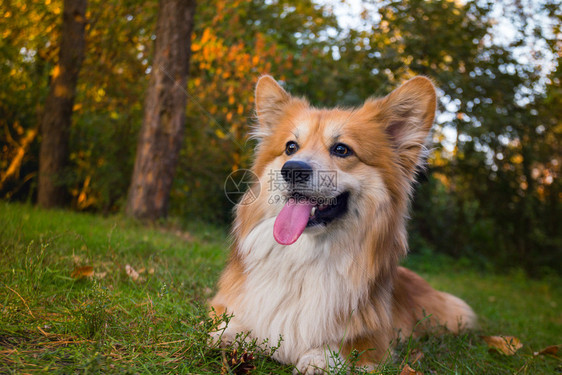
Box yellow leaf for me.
[482,335,523,355]
[52,65,61,79]
[534,345,560,356]
[71,266,94,279]
[200,27,212,44]
[400,364,422,375]
[511,154,523,164]
[215,129,226,139]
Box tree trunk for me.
[37,0,87,208]
[126,0,196,221]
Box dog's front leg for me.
[292,344,342,375]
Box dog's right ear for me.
[255,75,291,130]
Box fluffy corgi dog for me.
[210,76,476,374]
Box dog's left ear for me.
[369,76,437,175]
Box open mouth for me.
[299,192,350,227]
[273,191,350,245]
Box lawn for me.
[0,202,560,374]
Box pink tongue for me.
[273,198,314,245]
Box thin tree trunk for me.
[126,0,196,221]
[38,0,87,208]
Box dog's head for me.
[238,76,436,246]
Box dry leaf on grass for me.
[71,266,94,279]
[400,364,422,375]
[482,335,523,355]
[534,345,560,356]
[125,264,140,281]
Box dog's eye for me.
[285,141,299,155]
[331,143,353,158]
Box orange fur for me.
[210,76,476,373]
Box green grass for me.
[0,202,560,374]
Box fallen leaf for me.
[71,266,94,279]
[125,264,139,281]
[534,345,560,356]
[482,335,523,355]
[400,364,422,375]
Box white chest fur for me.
[235,218,366,364]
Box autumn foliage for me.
[0,0,560,273]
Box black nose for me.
[281,160,313,184]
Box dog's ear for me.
[255,75,291,130]
[369,76,437,175]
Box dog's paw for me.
[208,322,237,347]
[293,349,328,375]
[209,330,235,347]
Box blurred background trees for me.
[0,0,560,274]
